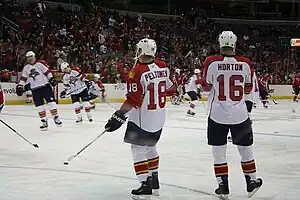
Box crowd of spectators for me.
[1,0,300,84]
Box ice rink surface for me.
[0,101,300,200]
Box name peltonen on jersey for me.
[145,70,168,81]
[218,63,243,71]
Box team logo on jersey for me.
[129,72,135,79]
[29,69,40,80]
[69,76,78,85]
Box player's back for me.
[204,55,252,124]
[128,60,173,133]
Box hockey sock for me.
[83,101,91,113]
[37,106,47,121]
[131,144,150,183]
[48,102,59,117]
[212,145,228,184]
[237,145,257,180]
[83,101,92,119]
[189,100,197,111]
[146,146,159,173]
[73,102,82,118]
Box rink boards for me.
[1,82,295,105]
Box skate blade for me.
[56,124,63,127]
[152,189,159,196]
[40,128,48,131]
[76,121,83,125]
[132,195,152,200]
[248,186,261,198]
[217,194,229,200]
[186,114,195,117]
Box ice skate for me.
[245,175,263,198]
[54,116,62,127]
[132,177,152,200]
[151,172,160,196]
[87,113,93,122]
[186,110,195,117]
[76,116,83,124]
[215,182,230,200]
[40,119,48,131]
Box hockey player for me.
[0,83,4,113]
[184,68,201,116]
[88,74,106,109]
[202,31,263,199]
[60,62,93,124]
[170,68,184,105]
[244,71,260,117]
[104,38,173,200]
[258,73,272,108]
[16,51,62,131]
[292,72,300,102]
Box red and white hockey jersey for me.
[62,68,87,95]
[202,55,253,124]
[19,60,53,89]
[89,80,105,96]
[125,60,173,132]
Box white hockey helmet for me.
[175,68,181,74]
[25,51,36,64]
[94,74,100,80]
[25,51,35,57]
[60,62,70,72]
[218,31,237,49]
[194,69,201,74]
[134,38,157,59]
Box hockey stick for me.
[268,95,278,105]
[0,119,39,148]
[63,129,108,165]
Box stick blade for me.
[33,144,39,148]
[63,161,69,165]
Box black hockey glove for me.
[60,90,67,99]
[16,84,24,96]
[49,77,57,87]
[105,110,127,132]
[24,83,31,91]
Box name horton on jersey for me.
[0,82,295,105]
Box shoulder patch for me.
[129,71,135,79]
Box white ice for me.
[0,101,300,200]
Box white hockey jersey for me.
[185,74,201,93]
[245,72,260,103]
[126,60,173,133]
[19,61,53,89]
[203,55,253,125]
[62,69,87,95]
[89,81,105,96]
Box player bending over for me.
[170,68,184,105]
[16,51,62,131]
[88,74,106,109]
[292,72,300,102]
[202,31,263,199]
[184,68,201,116]
[104,38,173,200]
[60,62,93,124]
[258,73,272,108]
